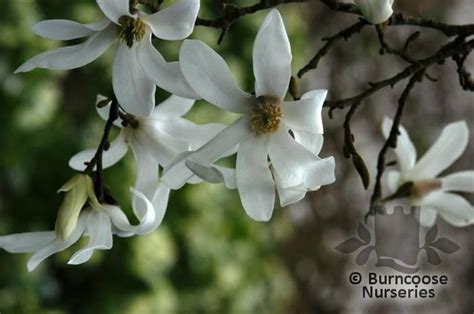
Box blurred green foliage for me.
[0,1,310,312]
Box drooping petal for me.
[282,91,326,133]
[355,0,394,24]
[69,132,128,171]
[15,25,116,73]
[382,117,417,174]
[97,0,133,24]
[273,169,307,207]
[113,42,156,116]
[185,160,237,189]
[236,136,275,221]
[180,40,252,114]
[385,170,401,193]
[138,34,200,99]
[33,19,110,40]
[253,10,292,99]
[150,183,171,230]
[27,212,89,271]
[293,131,324,156]
[141,0,199,40]
[0,232,56,253]
[409,121,469,180]
[162,117,253,189]
[419,191,474,227]
[68,210,113,265]
[441,170,474,192]
[151,95,195,118]
[130,188,158,234]
[418,206,438,227]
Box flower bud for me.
[355,0,394,25]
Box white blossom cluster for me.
[0,0,472,271]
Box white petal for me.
[180,40,252,113]
[253,10,292,99]
[113,43,156,116]
[141,0,199,40]
[282,91,326,133]
[105,205,135,236]
[69,132,128,171]
[138,35,200,99]
[130,187,158,234]
[409,121,469,180]
[418,207,438,228]
[97,0,133,24]
[382,117,417,174]
[0,231,56,253]
[385,170,401,193]
[162,117,253,189]
[33,19,110,40]
[355,0,394,24]
[419,191,474,227]
[273,169,307,207]
[236,136,275,221]
[185,160,237,189]
[151,95,195,118]
[68,210,113,265]
[27,212,88,271]
[15,25,116,73]
[441,171,474,192]
[293,131,324,155]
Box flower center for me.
[250,96,283,134]
[411,179,442,199]
[117,16,146,48]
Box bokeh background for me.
[0,0,472,313]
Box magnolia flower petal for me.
[418,207,438,227]
[105,205,135,236]
[385,170,401,193]
[282,91,327,133]
[33,19,110,40]
[162,117,253,189]
[130,188,158,234]
[69,132,128,171]
[409,121,469,180]
[97,0,132,24]
[441,171,474,192]
[253,10,292,99]
[236,136,275,221]
[180,39,251,114]
[355,0,394,24]
[0,231,56,253]
[419,191,474,227]
[68,211,113,265]
[382,117,417,174]
[273,169,307,207]
[27,212,88,271]
[151,95,195,118]
[138,35,200,99]
[113,43,156,116]
[185,160,237,189]
[293,131,324,155]
[15,26,116,73]
[141,0,199,40]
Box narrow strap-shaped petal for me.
[253,10,292,99]
[69,131,128,171]
[273,169,307,207]
[97,0,133,24]
[419,191,474,227]
[236,136,275,221]
[185,160,237,189]
[282,90,327,134]
[141,0,199,40]
[292,131,324,156]
[68,210,113,265]
[441,170,474,192]
[33,19,110,40]
[0,231,56,253]
[151,95,195,118]
[113,42,156,116]
[180,39,252,114]
[130,188,158,234]
[138,34,200,99]
[150,183,171,230]
[409,121,469,180]
[15,25,116,73]
[382,117,417,174]
[418,206,438,227]
[355,0,393,24]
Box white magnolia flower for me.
[69,95,226,214]
[355,0,394,24]
[162,10,336,222]
[15,0,200,116]
[383,118,474,227]
[0,189,157,271]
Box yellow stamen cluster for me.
[117,16,146,48]
[250,96,283,134]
